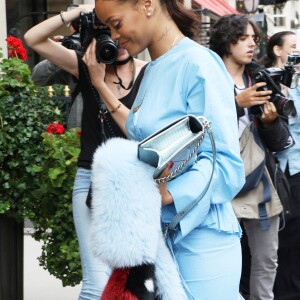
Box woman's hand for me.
[53,35,64,42]
[158,162,174,205]
[82,39,106,88]
[235,82,272,108]
[78,4,94,13]
[82,38,129,135]
[260,101,278,127]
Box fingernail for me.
[169,161,174,169]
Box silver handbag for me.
[138,115,211,183]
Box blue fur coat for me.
[91,137,187,300]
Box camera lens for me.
[282,99,296,117]
[79,12,118,64]
[273,95,296,117]
[96,37,118,64]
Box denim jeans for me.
[72,168,111,300]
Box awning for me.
[193,0,240,16]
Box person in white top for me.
[210,14,291,300]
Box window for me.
[6,0,70,67]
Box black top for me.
[76,53,147,169]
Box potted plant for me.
[0,36,81,292]
[31,122,81,286]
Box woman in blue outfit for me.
[24,4,147,299]
[262,31,300,299]
[84,0,245,298]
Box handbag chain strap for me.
[155,118,211,184]
[164,123,216,240]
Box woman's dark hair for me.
[116,0,199,39]
[209,14,261,58]
[163,0,199,39]
[261,31,295,67]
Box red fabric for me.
[101,268,139,300]
[193,0,240,16]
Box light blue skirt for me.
[170,227,244,300]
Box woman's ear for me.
[143,0,154,17]
[273,45,281,58]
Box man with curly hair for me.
[210,14,291,300]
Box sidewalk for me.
[24,228,81,300]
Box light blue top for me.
[126,38,245,242]
[277,84,300,175]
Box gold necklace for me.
[133,34,181,113]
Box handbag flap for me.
[138,115,205,178]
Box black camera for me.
[60,11,118,64]
[252,53,300,117]
[60,32,81,51]
[79,11,118,64]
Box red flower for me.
[6,36,27,61]
[8,49,15,57]
[16,46,27,60]
[8,46,28,60]
[46,122,65,135]
[6,36,22,48]
[76,130,81,135]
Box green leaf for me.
[0,46,81,286]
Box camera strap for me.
[243,69,252,87]
[115,56,132,65]
[234,70,252,91]
[113,57,135,91]
[81,61,113,142]
[71,82,81,104]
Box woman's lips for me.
[120,41,128,49]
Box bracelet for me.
[60,11,71,27]
[110,103,122,114]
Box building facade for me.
[0,0,299,63]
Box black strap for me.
[71,82,81,104]
[251,117,273,230]
[258,172,272,231]
[86,185,93,209]
[81,61,115,141]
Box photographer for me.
[31,18,83,129]
[262,31,300,300]
[210,15,291,300]
[24,4,147,300]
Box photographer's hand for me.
[260,102,278,128]
[83,38,106,85]
[83,38,129,136]
[78,4,94,13]
[24,5,95,78]
[53,35,64,43]
[235,82,272,108]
